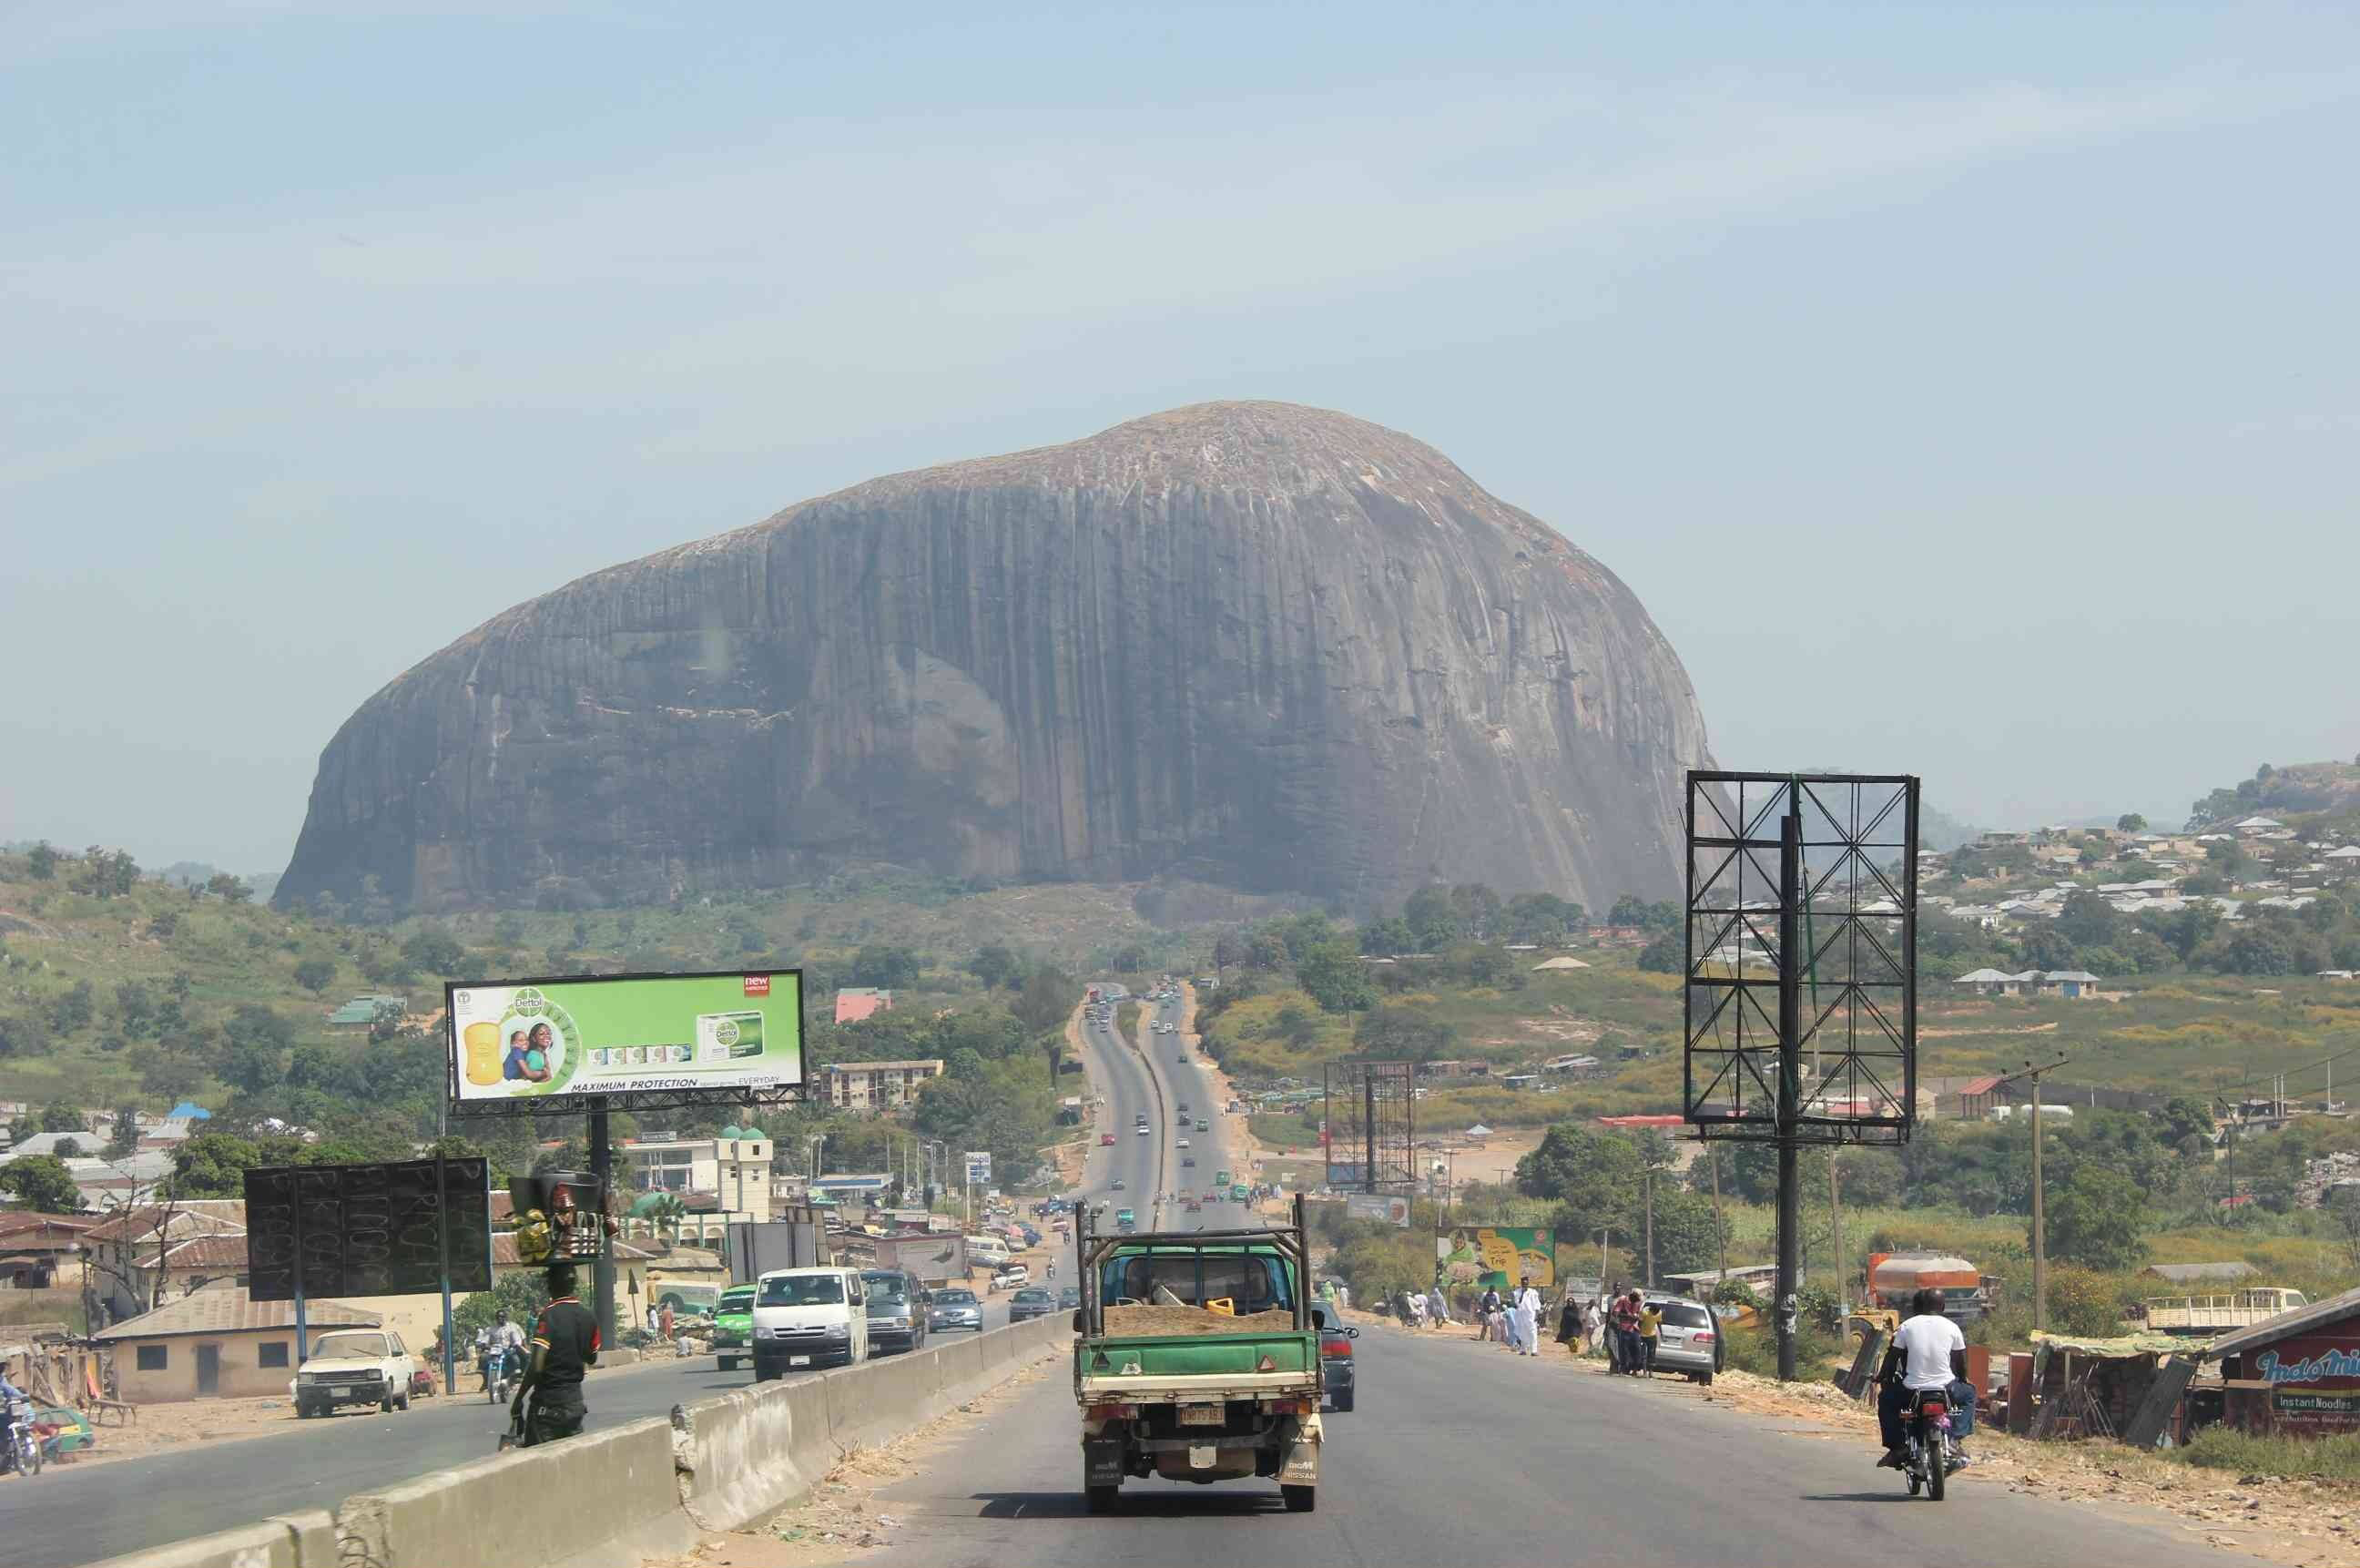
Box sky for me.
[4,3,2357,871]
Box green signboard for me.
[447,970,804,1104]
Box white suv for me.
[293,1329,413,1417]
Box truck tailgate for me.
[1076,1331,1319,1400]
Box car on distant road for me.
[1058,1285,1082,1312]
[1195,1118,1209,1132]
[1134,1124,1150,1135]
[1100,1132,1116,1145]
[1008,1287,1058,1323]
[1310,1302,1359,1412]
[1182,1156,1195,1167]
[927,1288,984,1333]
[711,1283,756,1372]
[1642,1293,1721,1384]
[1111,1177,1125,1190]
[1176,1138,1191,1148]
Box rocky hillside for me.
[278,402,1714,913]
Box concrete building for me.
[622,1133,773,1221]
[819,1058,945,1111]
[93,1288,382,1403]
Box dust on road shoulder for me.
[641,1358,1062,1568]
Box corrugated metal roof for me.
[2209,1283,2360,1359]
[94,1287,380,1342]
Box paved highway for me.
[876,985,2252,1568]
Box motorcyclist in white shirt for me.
[1876,1288,1971,1469]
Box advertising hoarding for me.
[1345,1193,1411,1227]
[1437,1225,1555,1290]
[245,1157,493,1301]
[963,1150,992,1184]
[446,970,804,1105]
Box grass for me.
[2168,1428,2360,1483]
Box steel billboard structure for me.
[1322,1060,1415,1194]
[1682,770,1919,1380]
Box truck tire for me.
[1283,1484,1317,1513]
[1085,1484,1121,1514]
[717,1354,738,1372]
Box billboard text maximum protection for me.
[447,971,804,1104]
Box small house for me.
[93,1288,383,1403]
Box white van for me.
[965,1234,1012,1268]
[751,1266,870,1378]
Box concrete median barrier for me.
[116,1305,1078,1566]
[83,1509,331,1568]
[335,1415,689,1568]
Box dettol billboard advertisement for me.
[446,970,804,1104]
[1438,1225,1555,1290]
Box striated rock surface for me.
[277,402,1713,913]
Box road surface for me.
[1067,983,1245,1235]
[15,1284,1013,1567]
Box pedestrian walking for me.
[1511,1278,1542,1356]
[1556,1294,1582,1351]
[1610,1290,1642,1373]
[1637,1297,1663,1378]
[1477,1287,1501,1341]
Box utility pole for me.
[1643,1170,1656,1289]
[1708,1143,1729,1282]
[1827,1148,1846,1319]
[1993,1055,2070,1333]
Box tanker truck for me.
[1855,1251,1993,1336]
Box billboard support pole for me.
[589,1096,616,1347]
[1775,804,1803,1384]
[291,1183,308,1367]
[437,1151,456,1397]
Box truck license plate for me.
[790,1356,811,1367]
[1178,1402,1225,1427]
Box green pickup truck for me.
[1073,1196,1323,1514]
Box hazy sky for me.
[5,4,2357,871]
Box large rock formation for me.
[277,402,1713,914]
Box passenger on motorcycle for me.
[0,1357,31,1474]
[1877,1288,1971,1470]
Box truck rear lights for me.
[1260,1398,1317,1415]
[1085,1402,1139,1420]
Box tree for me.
[2044,1164,2147,1270]
[2116,813,2147,833]
[0,1011,51,1060]
[106,1105,141,1159]
[400,924,467,978]
[52,1135,83,1159]
[1518,1124,1645,1244]
[2019,923,2078,971]
[1246,932,1288,971]
[72,846,139,898]
[2055,891,2121,952]
[849,944,923,990]
[115,980,159,1037]
[1447,884,1502,942]
[1358,917,1413,957]
[40,1102,84,1133]
[1212,933,1248,973]
[1012,967,1075,1034]
[49,980,97,1034]
[205,872,252,903]
[25,841,56,881]
[1351,1004,1454,1062]
[1636,931,1681,973]
[293,957,338,995]
[967,944,1025,992]
[1402,887,1458,950]
[1,1155,86,1211]
[1272,1004,1321,1048]
[2212,923,2299,976]
[1109,943,1151,974]
[1296,941,1376,1013]
[1650,1188,1728,1274]
[1502,893,1583,944]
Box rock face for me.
[277,402,1713,914]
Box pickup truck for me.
[1072,1196,1323,1514]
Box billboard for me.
[1437,1225,1555,1290]
[964,1150,992,1184]
[446,970,803,1104]
[245,1157,493,1301]
[1345,1193,1411,1227]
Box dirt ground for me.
[640,1357,1063,1568]
[1342,1309,2360,1566]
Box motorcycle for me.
[1900,1387,1962,1501]
[484,1345,521,1405]
[5,1396,43,1478]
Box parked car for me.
[1642,1293,1722,1384]
[293,1329,415,1418]
[1008,1287,1059,1323]
[862,1268,929,1356]
[1310,1302,1359,1413]
[928,1288,984,1333]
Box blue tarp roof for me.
[168,1102,211,1120]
